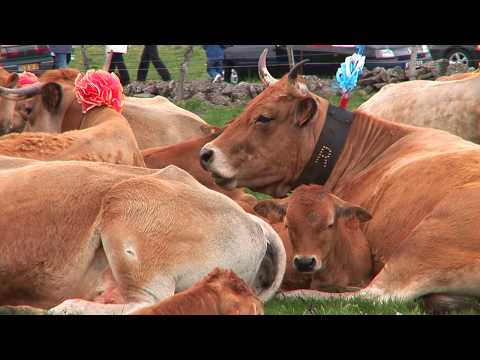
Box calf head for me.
[200,49,330,198]
[259,185,372,275]
[205,268,264,315]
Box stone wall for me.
[124,61,476,104]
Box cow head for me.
[285,185,371,274]
[200,49,330,197]
[0,71,27,135]
[0,69,81,134]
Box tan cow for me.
[357,75,480,142]
[0,70,145,167]
[199,49,480,308]
[130,268,264,315]
[0,67,25,135]
[0,68,208,149]
[142,127,258,213]
[436,71,480,81]
[0,158,286,315]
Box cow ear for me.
[7,73,19,87]
[254,199,287,223]
[41,83,63,114]
[295,97,318,127]
[338,205,372,223]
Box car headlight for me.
[375,49,395,59]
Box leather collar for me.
[294,104,355,187]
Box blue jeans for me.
[207,59,223,78]
[54,53,68,69]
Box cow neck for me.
[293,104,355,187]
[325,111,415,192]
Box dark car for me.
[428,45,480,68]
[223,45,431,83]
[0,45,55,75]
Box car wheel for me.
[446,49,471,66]
[230,68,239,84]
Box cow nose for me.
[199,148,214,170]
[294,256,317,273]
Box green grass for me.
[265,297,426,315]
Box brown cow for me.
[0,71,145,167]
[0,158,286,315]
[0,68,208,149]
[259,185,373,292]
[200,48,480,307]
[130,268,264,315]
[142,128,257,213]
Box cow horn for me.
[258,48,278,86]
[288,59,310,82]
[0,82,45,100]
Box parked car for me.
[0,45,55,75]
[223,45,432,83]
[428,45,480,68]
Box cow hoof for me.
[48,299,84,315]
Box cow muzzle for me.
[199,143,238,189]
[293,255,320,273]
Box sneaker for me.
[213,74,222,83]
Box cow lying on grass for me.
[130,268,263,315]
[142,127,257,213]
[257,185,373,292]
[358,72,480,142]
[200,49,480,311]
[0,68,208,149]
[0,70,145,167]
[0,157,285,315]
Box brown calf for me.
[130,268,264,315]
[254,198,312,291]
[0,67,25,135]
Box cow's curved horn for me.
[0,82,45,100]
[288,59,310,82]
[258,48,278,86]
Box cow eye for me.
[327,223,335,229]
[255,115,273,124]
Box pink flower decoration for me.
[74,70,124,114]
[18,71,39,87]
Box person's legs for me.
[136,46,150,82]
[54,53,68,69]
[115,54,130,86]
[149,46,172,81]
[207,59,218,78]
[109,53,130,86]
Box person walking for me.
[203,45,225,82]
[49,45,73,69]
[106,45,130,86]
[137,45,172,81]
